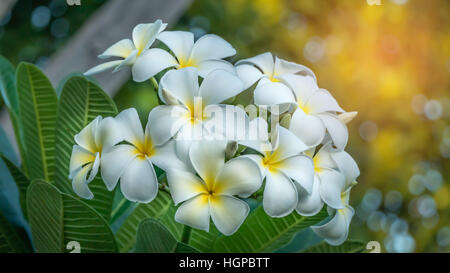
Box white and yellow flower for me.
[100,108,187,203]
[239,117,314,217]
[147,67,246,165]
[296,142,359,215]
[166,140,261,235]
[279,74,348,150]
[69,116,122,199]
[311,183,356,246]
[132,31,236,82]
[235,52,316,93]
[84,20,167,77]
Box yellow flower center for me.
[178,57,197,69]
[298,99,311,114]
[133,136,155,160]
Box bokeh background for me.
[0,0,448,252]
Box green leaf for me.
[0,155,30,219]
[27,180,118,253]
[54,76,117,221]
[212,206,328,253]
[301,240,366,253]
[134,219,198,253]
[0,211,29,253]
[16,63,57,181]
[0,56,26,172]
[115,191,177,252]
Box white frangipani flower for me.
[132,31,236,82]
[69,116,122,199]
[297,142,359,216]
[279,74,348,150]
[147,67,246,164]
[311,183,356,246]
[239,118,314,217]
[84,20,167,77]
[166,140,262,235]
[235,52,316,91]
[100,108,187,203]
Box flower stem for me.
[150,77,158,90]
[181,225,192,244]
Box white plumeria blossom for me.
[148,67,247,165]
[100,108,187,203]
[69,116,122,199]
[166,140,261,235]
[236,51,316,94]
[84,20,167,77]
[280,74,348,150]
[132,31,236,82]
[239,117,314,218]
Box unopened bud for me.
[225,141,238,160]
[338,111,358,124]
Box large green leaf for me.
[115,191,176,252]
[27,180,118,253]
[134,219,198,253]
[0,56,26,172]
[212,206,328,253]
[54,76,117,221]
[301,240,366,253]
[1,155,29,219]
[16,63,57,181]
[0,211,29,253]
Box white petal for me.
[157,30,194,64]
[296,175,324,216]
[278,74,318,103]
[331,150,360,184]
[87,153,100,182]
[120,157,158,203]
[71,163,94,200]
[253,81,296,107]
[151,140,191,172]
[214,157,262,198]
[289,109,326,147]
[98,39,135,59]
[190,34,236,63]
[113,50,138,72]
[100,144,137,191]
[263,170,298,217]
[147,105,190,146]
[236,52,274,75]
[270,125,309,162]
[74,116,100,152]
[278,155,314,194]
[115,108,144,145]
[132,48,178,82]
[317,114,348,151]
[175,194,210,231]
[240,154,265,177]
[306,89,345,114]
[166,168,207,205]
[203,104,249,141]
[314,142,337,170]
[236,63,264,90]
[238,117,270,153]
[84,60,123,76]
[158,67,199,108]
[189,140,226,182]
[94,117,123,150]
[196,59,236,78]
[311,206,354,246]
[274,56,316,81]
[132,20,166,53]
[319,169,346,209]
[198,69,244,105]
[69,145,95,178]
[210,195,249,235]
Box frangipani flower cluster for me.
[72,20,360,245]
